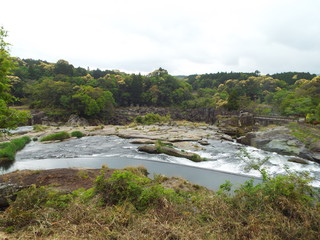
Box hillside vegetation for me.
[9,58,320,124]
[1,166,319,239]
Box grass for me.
[71,131,85,138]
[0,136,31,161]
[1,167,319,239]
[40,131,71,142]
[33,124,49,132]
[135,113,171,125]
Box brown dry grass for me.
[1,168,319,240]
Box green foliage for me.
[32,124,48,132]
[217,180,233,195]
[94,169,181,211]
[72,187,96,203]
[40,131,70,142]
[71,130,85,138]
[0,136,31,161]
[4,185,49,227]
[3,185,73,228]
[135,113,170,125]
[0,27,30,129]
[1,167,319,239]
[190,154,205,162]
[71,85,115,118]
[94,170,149,205]
[225,89,239,110]
[233,170,319,214]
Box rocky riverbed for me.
[237,126,320,164]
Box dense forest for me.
[8,58,320,123]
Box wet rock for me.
[130,139,157,144]
[220,134,233,142]
[310,141,320,152]
[130,139,173,146]
[138,145,205,162]
[198,140,209,146]
[219,127,240,136]
[236,133,256,146]
[288,158,309,165]
[310,141,320,163]
[264,139,303,155]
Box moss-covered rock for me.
[138,145,205,162]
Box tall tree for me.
[0,27,30,129]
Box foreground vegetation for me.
[0,136,31,161]
[1,166,319,239]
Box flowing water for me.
[1,134,320,189]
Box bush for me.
[2,185,73,228]
[95,170,149,205]
[71,131,85,138]
[40,131,71,142]
[134,113,171,125]
[94,169,181,210]
[0,136,31,161]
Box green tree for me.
[53,59,74,76]
[0,27,30,129]
[71,86,114,118]
[225,89,239,110]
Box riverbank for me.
[1,165,319,240]
[7,121,233,151]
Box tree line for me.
[8,57,320,123]
[1,26,319,125]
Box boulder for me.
[198,140,210,146]
[310,141,320,152]
[239,112,255,127]
[138,145,205,162]
[66,114,89,127]
[130,139,157,144]
[237,126,318,162]
[0,183,24,208]
[220,134,233,142]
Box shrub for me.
[95,170,149,205]
[40,131,71,142]
[94,169,181,210]
[134,113,171,125]
[0,136,31,161]
[71,131,85,138]
[3,185,72,228]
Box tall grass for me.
[0,136,31,161]
[1,166,319,239]
[40,131,71,142]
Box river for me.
[1,134,320,190]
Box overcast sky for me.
[1,0,320,75]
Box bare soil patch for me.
[0,168,114,192]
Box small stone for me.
[198,140,209,146]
